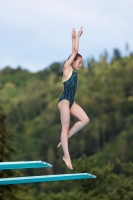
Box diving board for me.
[0,173,96,185]
[0,161,52,170]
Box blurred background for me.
[0,1,133,200]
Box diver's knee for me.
[83,117,90,125]
[62,125,69,133]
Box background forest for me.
[0,49,133,200]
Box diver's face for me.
[73,57,82,70]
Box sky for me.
[0,0,133,72]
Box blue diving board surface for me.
[0,173,96,185]
[0,161,52,170]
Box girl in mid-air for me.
[57,27,90,169]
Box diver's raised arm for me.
[64,27,83,69]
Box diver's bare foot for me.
[63,156,73,169]
[57,142,61,148]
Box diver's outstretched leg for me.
[58,100,73,169]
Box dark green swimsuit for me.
[58,70,78,108]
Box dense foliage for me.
[0,51,133,199]
[0,108,27,200]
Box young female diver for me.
[57,27,90,169]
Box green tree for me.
[0,107,23,200]
[112,48,121,62]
